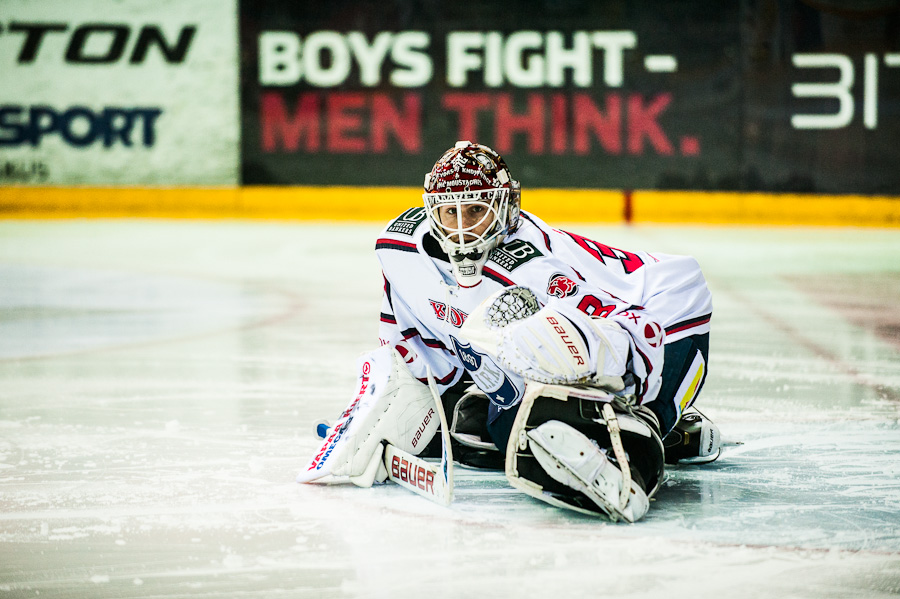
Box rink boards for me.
[2,187,900,227]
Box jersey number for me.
[577,295,615,318]
[564,231,644,274]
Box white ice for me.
[0,220,899,598]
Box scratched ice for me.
[1,220,899,598]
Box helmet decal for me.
[425,141,513,193]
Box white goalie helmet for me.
[423,141,521,287]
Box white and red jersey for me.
[375,208,712,421]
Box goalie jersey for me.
[375,208,712,431]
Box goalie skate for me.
[663,407,721,465]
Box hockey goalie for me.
[298,141,721,523]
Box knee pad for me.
[505,383,665,520]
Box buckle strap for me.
[601,403,631,511]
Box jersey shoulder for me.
[486,212,553,274]
[379,207,429,240]
[375,207,430,256]
[375,206,452,279]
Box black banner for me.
[240,0,900,195]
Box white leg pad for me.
[527,420,649,523]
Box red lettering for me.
[438,91,686,157]
[429,300,446,320]
[547,316,558,325]
[495,93,544,154]
[577,295,616,318]
[450,308,466,327]
[426,471,434,494]
[261,91,320,152]
[391,455,400,479]
[680,135,700,155]
[417,465,426,490]
[627,93,673,155]
[442,93,492,141]
[327,93,366,153]
[372,93,421,153]
[550,93,567,154]
[573,93,621,155]
[261,90,686,157]
[261,92,423,154]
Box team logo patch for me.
[450,336,520,408]
[547,273,579,298]
[489,239,542,271]
[386,207,427,236]
[429,299,468,327]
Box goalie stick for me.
[314,367,454,506]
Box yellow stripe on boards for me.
[238,187,419,220]
[523,189,624,223]
[633,190,900,227]
[1,186,899,226]
[0,186,419,221]
[0,187,242,219]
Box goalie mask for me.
[423,141,521,287]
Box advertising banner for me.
[0,0,239,186]
[240,0,899,195]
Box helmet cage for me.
[423,187,512,261]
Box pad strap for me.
[602,403,631,511]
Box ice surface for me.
[1,220,899,598]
